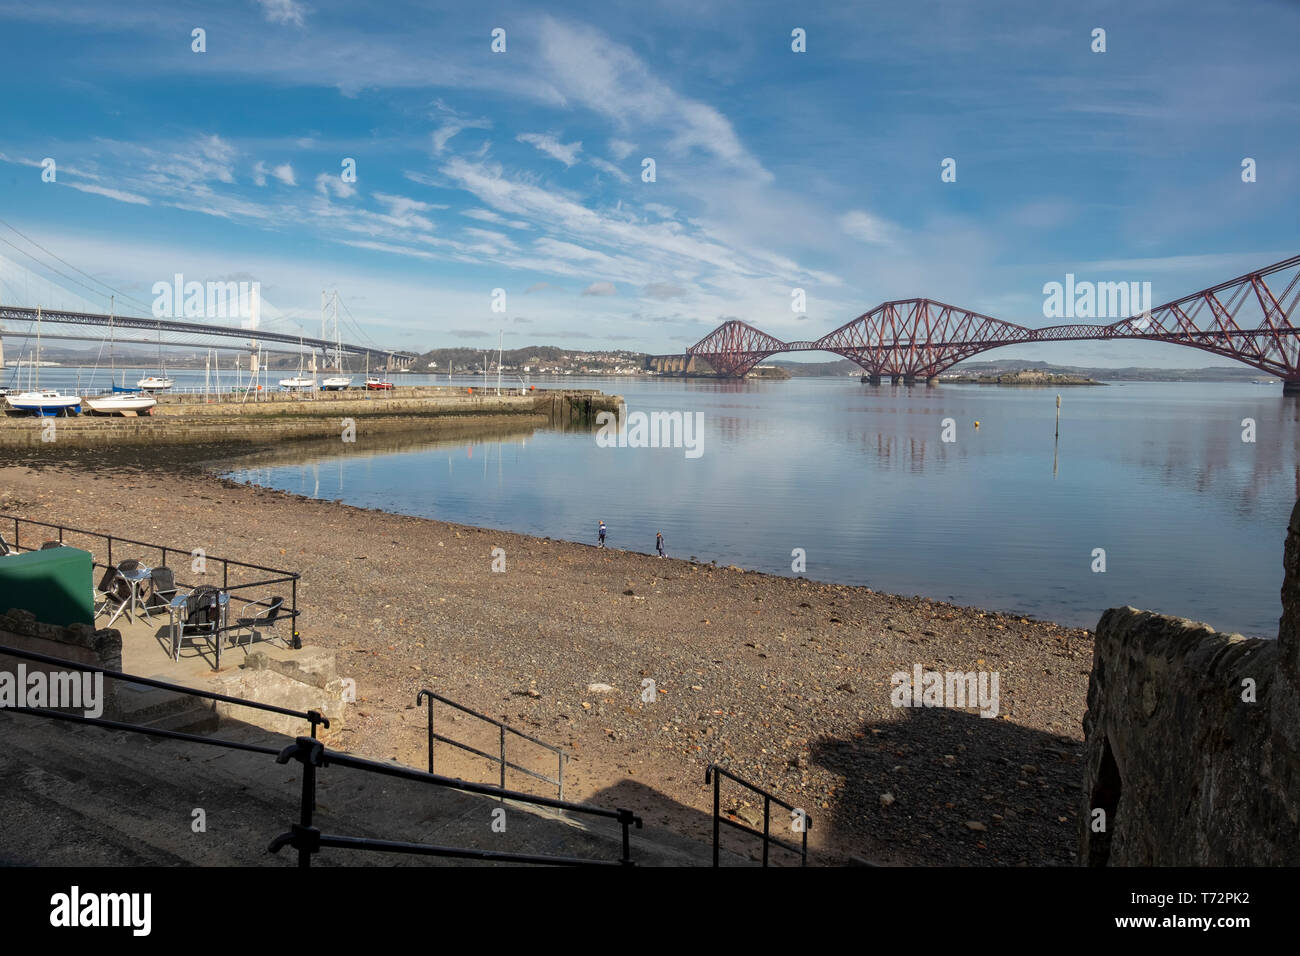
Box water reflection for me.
[216,379,1298,637]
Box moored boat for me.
[5,389,82,416]
[84,393,157,416]
[365,378,394,390]
[136,376,174,391]
[321,376,352,390]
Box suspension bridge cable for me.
[0,236,119,308]
[0,218,156,315]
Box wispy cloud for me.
[254,0,307,28]
[62,181,151,205]
[840,210,901,246]
[517,132,582,167]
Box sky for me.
[0,0,1297,366]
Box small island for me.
[939,368,1105,386]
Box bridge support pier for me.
[902,375,919,386]
[861,374,881,385]
[890,375,902,385]
[925,376,938,386]
[1284,380,1300,396]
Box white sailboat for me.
[320,291,352,390]
[86,299,157,416]
[280,335,315,390]
[4,307,82,416]
[137,322,174,390]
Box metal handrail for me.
[1,512,301,652]
[0,647,643,867]
[705,764,811,867]
[417,689,568,798]
[270,736,641,867]
[0,643,328,736]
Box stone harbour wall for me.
[1079,500,1300,865]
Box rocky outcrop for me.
[1079,500,1300,865]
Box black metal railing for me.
[270,737,640,867]
[0,643,328,738]
[416,689,568,799]
[705,764,811,867]
[0,644,642,867]
[1,512,301,667]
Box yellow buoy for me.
[974,420,981,427]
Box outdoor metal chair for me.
[230,595,287,652]
[94,559,140,625]
[146,566,179,613]
[171,584,223,662]
[0,533,10,556]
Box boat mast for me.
[109,296,116,387]
[35,306,40,390]
[334,291,343,373]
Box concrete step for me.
[136,705,220,735]
[111,680,199,724]
[0,712,734,866]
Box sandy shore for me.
[0,435,1095,865]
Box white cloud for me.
[340,239,435,260]
[254,0,307,27]
[643,281,686,299]
[536,17,768,182]
[252,161,268,186]
[62,181,152,205]
[582,281,617,296]
[432,118,491,155]
[608,139,636,161]
[589,157,630,182]
[463,208,504,224]
[517,132,583,167]
[315,172,356,199]
[270,163,296,186]
[840,210,901,246]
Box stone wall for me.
[0,607,123,718]
[0,389,620,448]
[1079,500,1300,865]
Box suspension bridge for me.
[0,227,419,374]
[0,304,419,371]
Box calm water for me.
[164,373,1296,638]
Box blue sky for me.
[0,0,1297,366]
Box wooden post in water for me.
[1053,393,1061,479]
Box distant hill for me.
[771,357,1272,382]
[945,359,1272,382]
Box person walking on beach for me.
[598,520,607,548]
[656,531,665,558]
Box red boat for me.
[365,378,394,390]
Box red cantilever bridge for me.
[685,253,1300,391]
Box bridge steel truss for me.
[686,254,1300,382]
